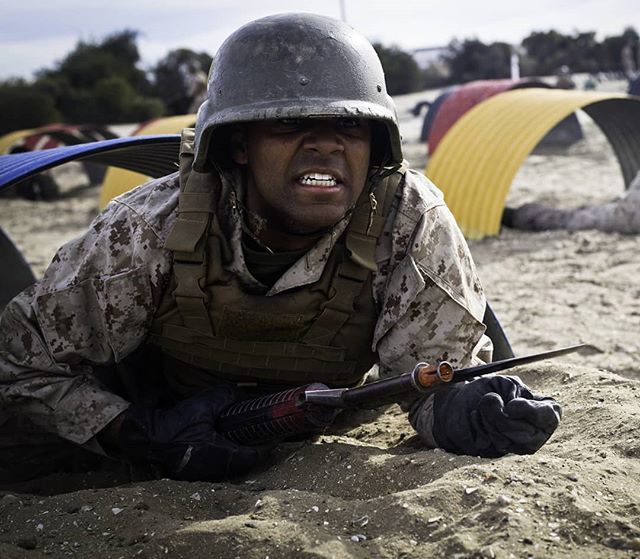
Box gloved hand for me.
[118,384,272,481]
[409,375,562,458]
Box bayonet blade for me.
[454,343,587,382]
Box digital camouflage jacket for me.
[0,168,489,449]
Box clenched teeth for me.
[299,173,337,187]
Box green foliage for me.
[373,43,421,95]
[440,26,638,85]
[31,29,163,124]
[0,79,60,135]
[446,39,512,83]
[522,27,638,74]
[52,76,163,123]
[522,30,596,74]
[45,30,151,93]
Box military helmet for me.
[193,13,402,170]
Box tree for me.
[601,27,639,73]
[522,31,569,75]
[373,43,422,95]
[34,30,163,124]
[446,39,511,83]
[521,28,638,75]
[0,79,60,136]
[570,32,600,73]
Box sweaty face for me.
[232,118,372,251]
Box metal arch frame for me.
[425,88,640,240]
[0,125,119,156]
[0,135,181,192]
[0,128,35,155]
[98,115,196,208]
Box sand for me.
[0,83,639,558]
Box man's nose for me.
[302,122,345,154]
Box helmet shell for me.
[194,13,402,170]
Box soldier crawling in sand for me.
[503,170,640,234]
[0,14,562,483]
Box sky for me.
[1,0,638,80]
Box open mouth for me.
[297,173,339,187]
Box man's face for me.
[232,117,372,249]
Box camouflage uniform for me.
[503,171,640,234]
[0,167,489,472]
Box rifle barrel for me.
[305,372,417,408]
[304,343,586,409]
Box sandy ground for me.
[0,82,639,558]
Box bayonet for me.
[218,344,587,444]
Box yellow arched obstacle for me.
[99,114,195,208]
[426,89,640,239]
[0,129,34,154]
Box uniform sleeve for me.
[0,196,173,446]
[566,178,640,233]
[373,177,490,376]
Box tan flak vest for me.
[148,129,404,396]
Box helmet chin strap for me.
[367,140,401,184]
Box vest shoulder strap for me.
[345,167,405,271]
[303,167,406,345]
[164,128,218,335]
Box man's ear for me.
[230,125,248,165]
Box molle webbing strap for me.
[302,257,369,345]
[147,328,360,385]
[303,168,405,346]
[163,128,217,336]
[345,167,405,271]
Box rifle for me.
[217,344,585,445]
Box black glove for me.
[119,384,272,481]
[431,375,562,458]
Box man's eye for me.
[278,118,301,128]
[337,118,360,128]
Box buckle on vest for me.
[173,261,208,300]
